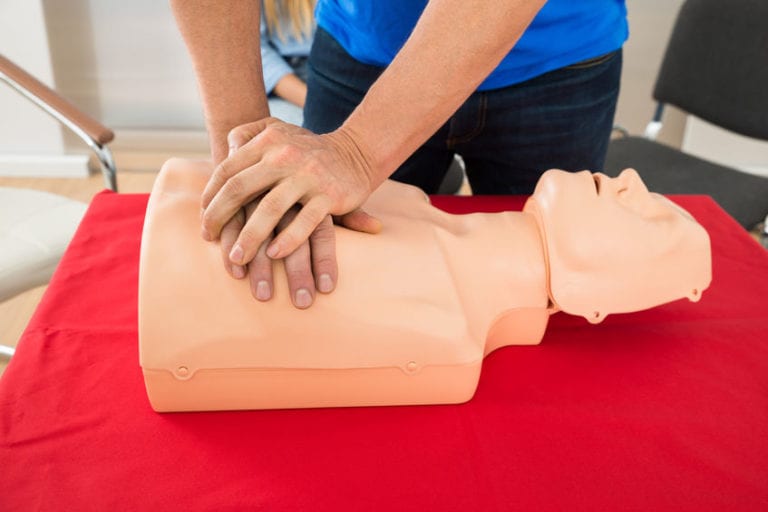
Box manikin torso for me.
[139,159,710,412]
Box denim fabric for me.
[305,28,622,195]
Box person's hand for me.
[206,118,382,308]
[274,73,308,108]
[217,199,342,308]
[219,202,379,309]
[201,118,380,266]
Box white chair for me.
[0,53,116,359]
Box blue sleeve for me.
[260,16,294,94]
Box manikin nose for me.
[592,172,622,195]
[598,169,642,196]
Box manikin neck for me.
[436,210,551,352]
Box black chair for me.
[605,0,768,230]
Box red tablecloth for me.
[1,192,767,511]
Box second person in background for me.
[261,0,315,125]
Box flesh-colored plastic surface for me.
[138,159,711,411]
[525,169,712,324]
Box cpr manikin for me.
[139,159,711,412]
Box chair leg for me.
[93,144,118,192]
[0,345,15,358]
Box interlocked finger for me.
[231,180,307,265]
[201,163,281,242]
[248,235,275,301]
[202,118,281,209]
[219,208,247,279]
[267,195,333,260]
[310,215,338,294]
[277,208,315,309]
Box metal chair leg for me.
[93,144,117,191]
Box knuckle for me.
[285,265,313,288]
[302,202,330,230]
[214,159,234,181]
[271,144,302,166]
[250,251,272,275]
[311,253,336,271]
[311,216,335,239]
[227,126,249,147]
[222,173,246,198]
[285,265,312,284]
[258,124,281,145]
[258,193,285,218]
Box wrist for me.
[322,127,380,195]
[208,111,270,164]
[208,128,230,165]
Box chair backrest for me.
[653,0,768,141]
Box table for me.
[1,192,767,511]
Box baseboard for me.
[108,129,210,172]
[111,129,209,153]
[0,153,90,178]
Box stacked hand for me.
[201,118,382,308]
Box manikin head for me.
[524,168,712,323]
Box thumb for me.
[336,208,382,234]
[227,117,279,157]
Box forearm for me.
[274,74,308,108]
[340,0,546,186]
[170,0,269,164]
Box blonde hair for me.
[264,0,316,42]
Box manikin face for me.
[524,169,711,322]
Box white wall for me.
[44,0,204,129]
[7,0,764,177]
[618,0,768,177]
[48,1,683,133]
[683,119,768,177]
[0,0,61,153]
[0,0,90,176]
[615,0,686,148]
[45,1,689,139]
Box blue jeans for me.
[304,28,622,194]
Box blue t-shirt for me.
[315,0,628,91]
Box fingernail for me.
[294,288,312,309]
[317,273,334,293]
[255,280,271,301]
[232,265,245,279]
[266,241,281,259]
[228,144,237,157]
[229,243,244,264]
